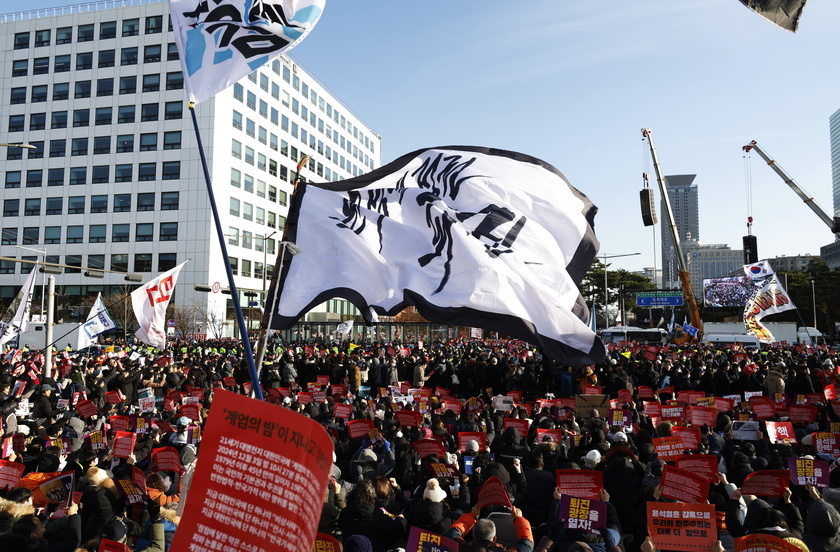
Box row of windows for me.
[13,17,165,49]
[4,162,181,188]
[3,192,178,216]
[0,253,177,276]
[226,228,278,256]
[10,61,184,96]
[5,137,182,165]
[1,222,178,246]
[228,199,286,230]
[232,137,332,182]
[6,103,183,138]
[10,44,178,77]
[230,168,288,206]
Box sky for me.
[16,0,840,275]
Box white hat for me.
[465,440,479,454]
[613,432,628,443]
[355,448,378,463]
[423,478,447,502]
[583,449,602,468]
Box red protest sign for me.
[813,432,840,456]
[584,385,602,395]
[824,384,837,401]
[765,422,796,445]
[443,400,462,415]
[555,469,603,501]
[788,405,817,423]
[536,428,565,444]
[502,417,529,436]
[671,426,701,451]
[109,416,130,433]
[741,470,791,498]
[333,403,352,420]
[675,454,719,485]
[347,419,374,439]
[637,386,656,400]
[112,431,136,459]
[749,397,777,419]
[660,405,685,422]
[412,439,446,459]
[661,465,709,503]
[714,396,735,413]
[313,533,342,552]
[151,447,182,473]
[105,391,123,405]
[395,410,422,427]
[458,432,487,452]
[648,502,715,552]
[99,538,131,552]
[644,401,662,417]
[653,436,684,461]
[76,399,99,419]
[181,404,201,422]
[476,476,512,510]
[170,389,333,552]
[734,534,803,552]
[689,406,717,428]
[223,376,236,387]
[0,460,24,490]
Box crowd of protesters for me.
[1,335,840,552]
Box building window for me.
[33,57,50,74]
[94,107,112,126]
[117,105,135,123]
[93,136,111,154]
[91,166,109,183]
[137,193,155,211]
[159,222,178,241]
[166,71,184,90]
[112,224,129,242]
[116,135,134,152]
[10,87,26,104]
[228,227,239,246]
[138,163,156,181]
[246,118,255,137]
[245,146,255,165]
[162,162,180,180]
[3,200,19,216]
[146,15,163,34]
[89,225,107,243]
[56,26,72,44]
[65,254,82,273]
[141,103,159,121]
[119,76,137,94]
[143,44,161,63]
[24,198,41,216]
[241,259,251,277]
[88,255,105,270]
[78,24,94,42]
[267,212,276,229]
[27,142,44,159]
[69,167,87,185]
[8,115,25,132]
[12,60,28,77]
[247,91,257,110]
[158,253,177,271]
[98,49,115,68]
[122,18,139,37]
[49,138,67,157]
[167,43,179,61]
[135,254,153,272]
[142,74,160,92]
[244,174,254,193]
[110,254,129,273]
[75,80,92,99]
[68,196,85,214]
[114,194,131,212]
[136,223,154,241]
[14,32,30,49]
[139,133,158,151]
[55,55,71,73]
[46,198,62,217]
[44,227,60,244]
[160,191,179,210]
[115,164,133,183]
[242,202,253,221]
[100,21,117,39]
[30,113,46,130]
[231,168,241,188]
[53,83,69,101]
[71,138,88,156]
[32,85,48,103]
[26,170,43,188]
[256,207,265,226]
[72,109,90,127]
[0,260,16,274]
[232,139,242,159]
[164,101,182,120]
[97,78,114,97]
[47,168,64,186]
[22,227,39,245]
[163,131,181,150]
[121,47,138,66]
[76,51,93,70]
[229,197,240,217]
[233,111,243,130]
[233,83,244,101]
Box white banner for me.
[79,293,117,348]
[335,320,354,335]
[0,267,38,346]
[744,274,796,343]
[131,262,188,349]
[170,0,325,104]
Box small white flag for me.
[335,320,354,335]
[131,262,188,349]
[170,0,325,104]
[0,267,38,346]
[79,293,117,348]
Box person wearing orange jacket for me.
[446,504,534,552]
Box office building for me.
[660,174,699,289]
[820,109,840,268]
[0,0,381,337]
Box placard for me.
[661,465,709,504]
[347,419,374,439]
[76,399,99,419]
[0,459,24,490]
[675,455,719,484]
[788,405,817,423]
[169,389,333,552]
[151,447,182,473]
[765,422,796,445]
[406,526,459,552]
[732,421,760,441]
[671,427,701,452]
[788,457,829,488]
[555,469,603,501]
[395,410,422,427]
[112,431,136,459]
[689,406,716,428]
[334,403,352,420]
[734,533,803,552]
[813,432,840,456]
[502,418,529,436]
[740,470,790,498]
[653,436,684,461]
[648,502,716,552]
[412,439,447,459]
[475,476,512,510]
[536,429,565,444]
[458,432,487,452]
[558,495,606,534]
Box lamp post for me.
[262,230,278,296]
[811,278,817,328]
[601,252,641,329]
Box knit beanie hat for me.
[343,535,373,552]
[423,478,447,502]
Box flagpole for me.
[188,103,263,400]
[254,155,310,370]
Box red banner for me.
[740,470,790,498]
[476,476,512,510]
[76,399,99,418]
[734,534,803,552]
[765,421,796,445]
[502,418,529,436]
[395,410,422,427]
[536,429,565,444]
[347,419,374,439]
[555,469,603,501]
[653,436,684,461]
[689,406,716,427]
[412,439,446,459]
[648,502,716,552]
[151,447,182,473]
[458,432,487,452]
[0,459,24,490]
[671,426,701,451]
[112,431,136,459]
[675,454,719,485]
[788,405,817,423]
[333,403,352,420]
[661,465,709,503]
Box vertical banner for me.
[170,389,333,552]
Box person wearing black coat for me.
[338,479,406,551]
[803,494,840,552]
[520,450,556,529]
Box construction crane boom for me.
[641,129,703,339]
[742,140,837,234]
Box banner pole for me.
[189,103,263,400]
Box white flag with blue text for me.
[169,0,325,104]
[0,267,37,346]
[270,146,605,367]
[80,293,117,348]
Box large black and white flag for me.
[270,146,605,366]
[738,0,808,32]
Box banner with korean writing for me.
[734,533,804,552]
[333,403,352,420]
[112,431,137,459]
[406,526,459,552]
[653,436,684,461]
[170,389,333,552]
[0,459,24,490]
[347,419,374,439]
[558,495,606,534]
[502,417,529,436]
[476,476,512,510]
[555,469,603,501]
[689,406,716,428]
[765,421,796,445]
[458,432,487,452]
[740,470,790,498]
[395,410,422,427]
[648,502,716,552]
[661,465,709,504]
[412,439,447,459]
[813,432,840,456]
[788,457,829,487]
[84,431,108,452]
[151,447,183,473]
[675,455,719,485]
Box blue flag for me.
[682,317,698,338]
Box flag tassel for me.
[189,104,263,400]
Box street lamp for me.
[811,278,817,328]
[601,252,641,329]
[0,143,36,149]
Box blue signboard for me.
[636,292,684,307]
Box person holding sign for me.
[446,503,534,552]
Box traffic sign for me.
[211,282,221,293]
[636,291,684,307]
[167,319,175,327]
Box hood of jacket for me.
[806,499,840,538]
